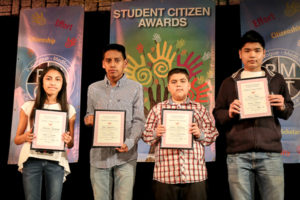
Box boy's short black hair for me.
[239,30,265,49]
[102,43,126,60]
[167,68,190,82]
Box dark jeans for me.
[152,180,207,200]
[22,158,64,200]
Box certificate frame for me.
[92,110,126,148]
[31,109,67,151]
[161,109,194,149]
[236,77,273,119]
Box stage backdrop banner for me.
[240,0,300,163]
[110,0,216,162]
[8,6,84,164]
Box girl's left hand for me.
[62,132,72,147]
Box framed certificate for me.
[161,109,194,149]
[92,110,126,148]
[236,77,273,119]
[31,109,67,151]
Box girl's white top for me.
[18,101,76,181]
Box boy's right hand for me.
[156,124,166,137]
[229,99,241,118]
[84,115,94,126]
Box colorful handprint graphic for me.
[127,40,212,116]
[148,41,176,78]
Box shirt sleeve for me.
[213,78,239,126]
[142,105,160,145]
[68,104,76,119]
[85,85,95,117]
[124,83,146,150]
[195,105,219,146]
[273,75,294,120]
[21,101,35,116]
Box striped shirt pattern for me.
[143,99,218,184]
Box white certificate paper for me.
[93,110,125,147]
[31,109,67,151]
[237,77,272,119]
[161,109,193,149]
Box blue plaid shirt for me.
[86,75,145,168]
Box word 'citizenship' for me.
[271,25,300,39]
[113,7,211,19]
[30,36,56,45]
[281,128,300,135]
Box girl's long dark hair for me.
[29,65,69,126]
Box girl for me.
[14,65,76,200]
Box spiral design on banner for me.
[135,67,152,87]
[153,60,170,78]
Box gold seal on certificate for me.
[236,77,273,119]
[92,110,126,148]
[161,109,194,149]
[31,109,67,151]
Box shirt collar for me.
[168,97,191,105]
[104,74,127,87]
[231,66,275,81]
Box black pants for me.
[152,180,207,200]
